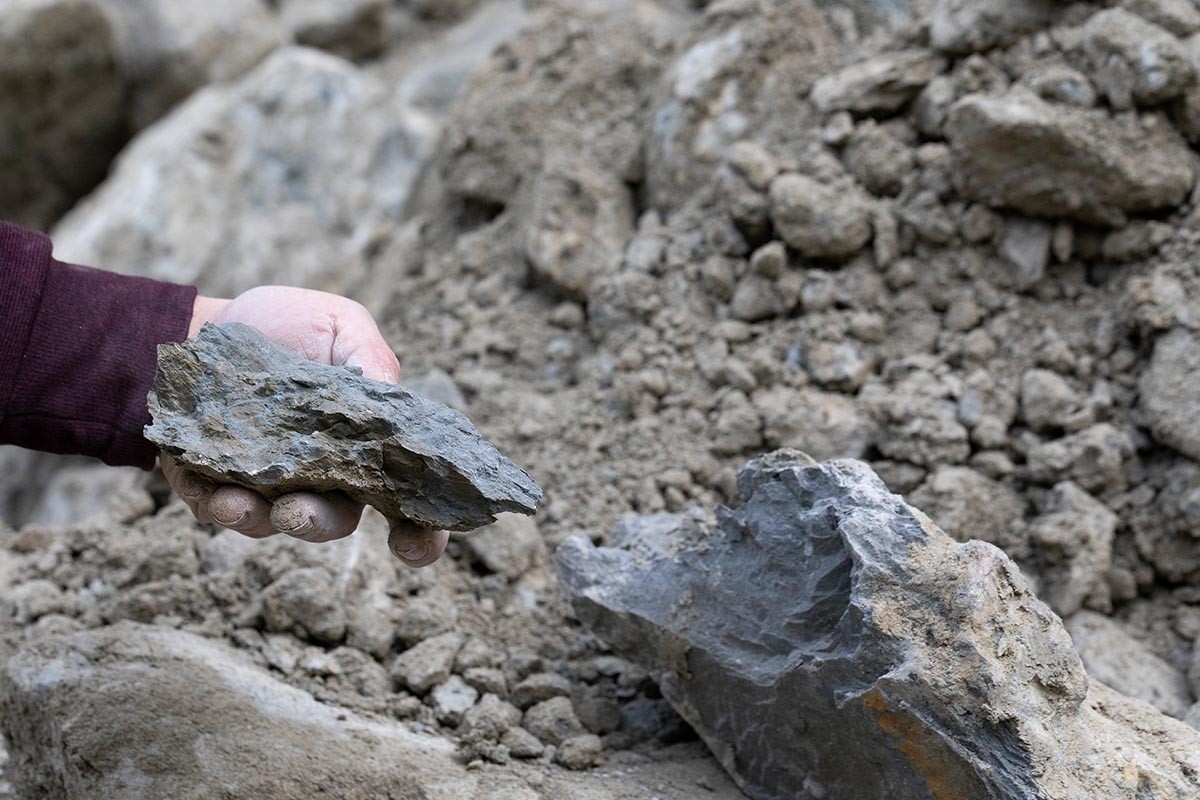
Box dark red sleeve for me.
[0,222,197,469]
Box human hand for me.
[162,286,450,567]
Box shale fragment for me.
[145,323,541,530]
[556,452,1200,800]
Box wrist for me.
[188,295,231,338]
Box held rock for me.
[145,323,541,531]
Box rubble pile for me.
[5,0,1200,797]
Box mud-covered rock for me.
[0,0,126,229]
[0,623,477,799]
[769,173,872,259]
[945,89,1195,225]
[1027,482,1117,617]
[556,453,1200,800]
[810,50,945,114]
[1068,611,1194,719]
[145,323,541,530]
[1083,8,1196,109]
[1140,327,1200,461]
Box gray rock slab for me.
[556,451,1200,800]
[145,323,541,530]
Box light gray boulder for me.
[52,46,432,297]
[945,89,1195,225]
[94,0,284,129]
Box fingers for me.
[161,454,216,523]
[209,486,276,539]
[388,522,449,568]
[270,491,363,543]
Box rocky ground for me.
[4,0,1200,797]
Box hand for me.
[162,286,449,567]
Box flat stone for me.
[945,89,1195,225]
[810,50,946,113]
[146,323,541,531]
[556,452,1200,799]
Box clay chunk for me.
[145,323,541,530]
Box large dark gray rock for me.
[145,323,540,530]
[556,452,1200,800]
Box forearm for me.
[0,222,197,468]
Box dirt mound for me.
[5,0,1200,796]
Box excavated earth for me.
[5,0,1200,797]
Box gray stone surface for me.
[810,50,946,114]
[945,89,1195,225]
[94,0,284,129]
[0,622,745,800]
[51,46,430,297]
[1068,611,1194,719]
[930,0,1059,53]
[556,452,1200,800]
[1083,8,1195,109]
[145,323,541,530]
[0,0,126,229]
[1140,327,1200,461]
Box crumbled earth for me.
[6,0,1200,796]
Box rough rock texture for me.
[0,0,126,229]
[1068,610,1194,719]
[945,89,1195,225]
[810,50,946,114]
[1083,8,1195,109]
[51,46,431,297]
[11,0,1200,793]
[94,0,284,129]
[557,454,1200,800]
[146,323,540,530]
[1140,327,1200,461]
[0,622,743,800]
[930,0,1059,53]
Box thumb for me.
[333,308,401,385]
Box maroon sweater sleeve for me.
[0,222,197,469]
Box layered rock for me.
[146,323,541,530]
[556,453,1200,800]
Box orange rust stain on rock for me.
[863,689,978,800]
